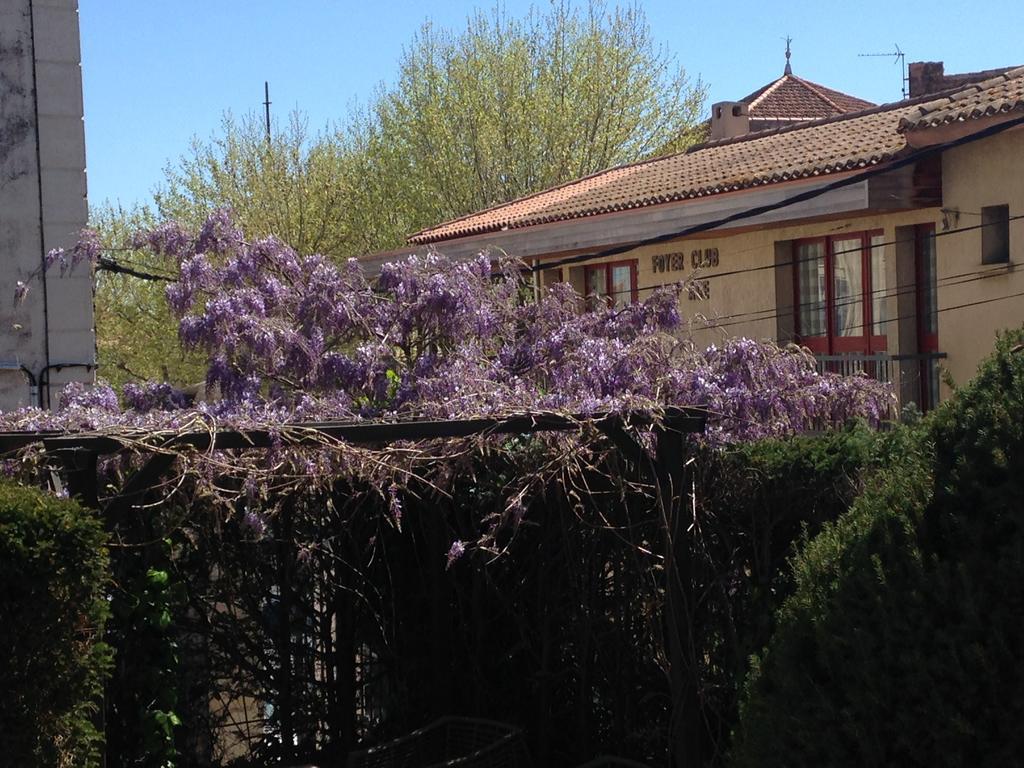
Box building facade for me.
[0,0,94,410]
[398,65,1024,412]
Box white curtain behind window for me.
[832,238,863,337]
[610,265,632,308]
[586,266,607,310]
[797,242,826,337]
[870,235,886,337]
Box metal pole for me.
[264,81,272,142]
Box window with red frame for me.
[915,223,940,410]
[584,260,638,309]
[793,231,887,354]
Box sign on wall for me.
[651,248,719,300]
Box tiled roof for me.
[899,65,1024,130]
[410,67,1024,246]
[742,74,875,120]
[410,101,913,244]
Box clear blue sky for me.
[79,0,1023,212]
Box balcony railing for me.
[814,351,947,413]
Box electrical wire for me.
[715,285,1024,335]
[564,211,1024,297]
[519,111,1024,276]
[563,208,1024,337]
[711,271,1022,334]
[97,256,175,282]
[583,264,1015,338]
[687,264,1005,330]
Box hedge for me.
[0,481,112,767]
[689,421,912,756]
[732,331,1024,767]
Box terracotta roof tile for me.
[899,65,1024,130]
[743,74,875,120]
[410,102,912,244]
[410,68,1023,246]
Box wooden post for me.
[534,496,554,767]
[425,506,454,718]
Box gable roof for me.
[742,74,875,121]
[410,67,1024,246]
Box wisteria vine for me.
[2,210,895,554]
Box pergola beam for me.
[0,407,705,456]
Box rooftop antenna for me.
[858,44,907,99]
[263,81,272,141]
[783,35,792,75]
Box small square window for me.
[584,260,637,308]
[981,204,1010,265]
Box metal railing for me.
[814,351,947,413]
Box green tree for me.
[90,203,206,391]
[155,112,358,258]
[93,1,707,386]
[94,114,357,389]
[348,1,707,248]
[153,1,706,257]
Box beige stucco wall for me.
[0,0,94,410]
[935,125,1024,390]
[571,208,941,355]
[447,121,1024,410]
[561,125,1024,403]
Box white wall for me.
[0,0,94,410]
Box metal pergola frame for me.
[0,407,704,511]
[0,405,709,767]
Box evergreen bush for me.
[732,331,1024,767]
[0,481,112,767]
[691,422,907,752]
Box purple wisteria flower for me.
[123,382,190,412]
[0,210,906,567]
[196,208,244,256]
[241,510,267,539]
[132,221,193,257]
[70,228,102,268]
[58,381,120,413]
[42,231,101,279]
[446,540,466,570]
[11,210,895,450]
[45,248,64,270]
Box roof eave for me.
[902,109,1024,148]
[409,169,900,259]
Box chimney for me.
[710,101,750,140]
[908,61,945,97]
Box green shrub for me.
[691,423,910,753]
[732,331,1024,767]
[0,481,112,767]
